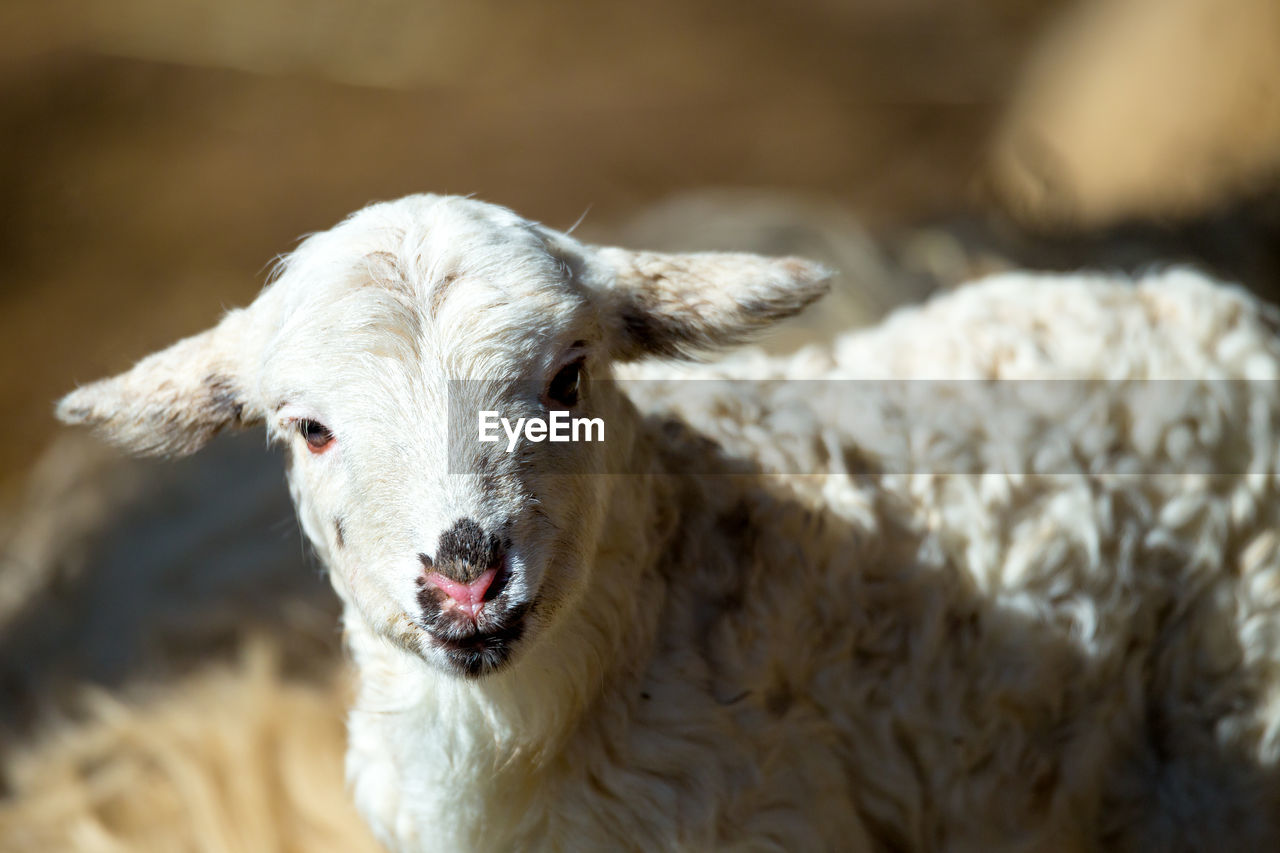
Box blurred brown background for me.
[4,0,1278,491]
[0,0,1278,847]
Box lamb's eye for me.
[298,419,335,452]
[546,359,583,408]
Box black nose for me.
[421,518,506,584]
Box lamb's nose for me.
[429,518,506,580]
[418,518,508,618]
[421,568,498,618]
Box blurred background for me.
[0,0,1277,848]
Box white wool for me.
[57,195,1280,850]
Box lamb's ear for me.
[591,247,833,360]
[56,308,261,457]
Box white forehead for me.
[257,195,590,400]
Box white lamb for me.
[57,194,1280,851]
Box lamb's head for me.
[56,194,830,677]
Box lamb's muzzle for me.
[414,525,523,678]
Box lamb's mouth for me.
[419,603,532,678]
[413,553,537,677]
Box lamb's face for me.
[56,193,830,679]
[261,199,619,676]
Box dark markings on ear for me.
[204,373,246,425]
[334,518,346,549]
[618,303,695,360]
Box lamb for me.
[56,194,1280,851]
